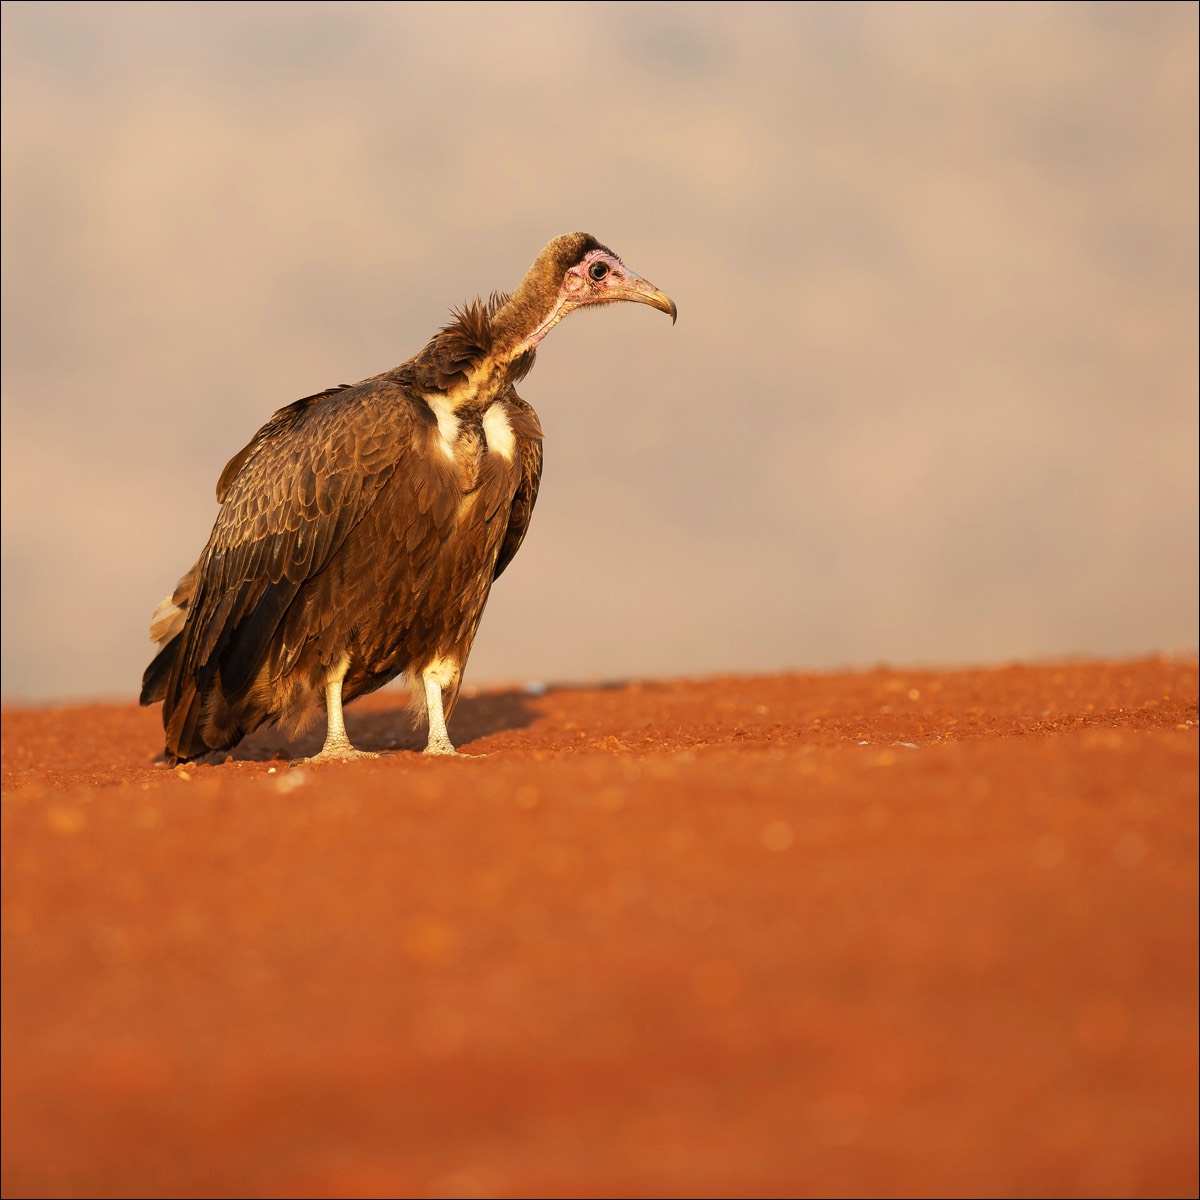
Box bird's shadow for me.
[227,686,546,762]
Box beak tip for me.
[619,279,677,324]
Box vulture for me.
[141,232,676,763]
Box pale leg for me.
[423,673,458,756]
[306,657,379,763]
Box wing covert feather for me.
[167,379,425,705]
[493,389,543,580]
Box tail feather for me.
[162,674,246,765]
[141,564,197,706]
[140,561,257,763]
[140,637,179,707]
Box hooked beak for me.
[606,269,678,324]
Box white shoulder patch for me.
[424,394,461,459]
[482,403,515,461]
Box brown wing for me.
[150,378,427,757]
[214,384,356,502]
[493,387,543,580]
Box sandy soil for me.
[2,656,1197,1198]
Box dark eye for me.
[588,261,609,282]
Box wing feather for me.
[153,377,428,757]
[493,388,543,580]
[215,384,355,503]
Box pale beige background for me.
[2,1,1196,703]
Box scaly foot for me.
[304,746,381,765]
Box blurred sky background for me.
[2,0,1197,704]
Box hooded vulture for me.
[140,232,676,763]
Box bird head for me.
[507,233,676,353]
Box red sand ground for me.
[2,656,1197,1198]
